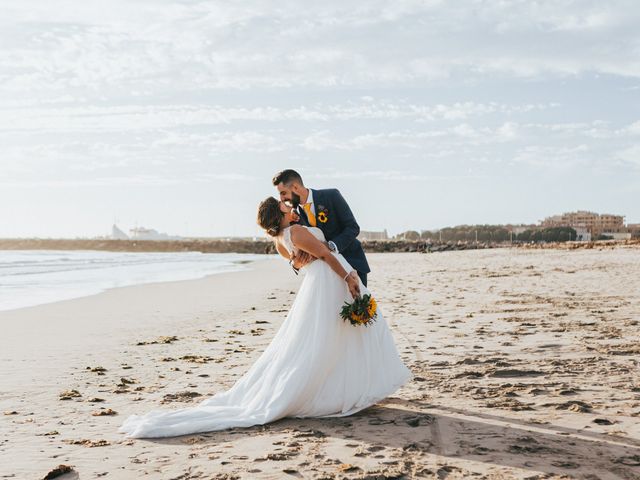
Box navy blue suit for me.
[297,188,370,286]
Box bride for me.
[118,197,412,438]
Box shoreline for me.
[0,253,274,313]
[0,257,296,373]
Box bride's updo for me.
[257,197,283,237]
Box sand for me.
[1,249,639,480]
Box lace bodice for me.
[281,226,326,255]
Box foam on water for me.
[0,250,268,312]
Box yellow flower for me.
[318,211,328,223]
[341,293,378,327]
[367,297,377,318]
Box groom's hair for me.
[272,169,303,187]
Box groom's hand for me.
[291,251,314,269]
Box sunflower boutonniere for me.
[317,205,329,223]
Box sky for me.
[1,0,639,239]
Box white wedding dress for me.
[119,226,412,438]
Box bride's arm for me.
[290,225,360,298]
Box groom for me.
[272,169,371,286]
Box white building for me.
[574,226,591,242]
[358,230,389,241]
[601,232,631,240]
[129,227,182,241]
[111,224,129,240]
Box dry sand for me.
[1,249,639,479]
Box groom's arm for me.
[329,189,360,253]
[275,242,314,274]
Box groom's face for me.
[276,182,301,208]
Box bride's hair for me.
[257,197,283,237]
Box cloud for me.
[615,144,640,168]
[2,1,640,98]
[511,144,592,169]
[623,121,640,135]
[0,1,639,236]
[0,100,559,133]
[300,121,528,152]
[153,131,284,153]
[0,172,257,188]
[306,170,483,182]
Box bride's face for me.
[279,201,298,226]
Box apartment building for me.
[541,211,625,237]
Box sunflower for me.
[317,211,328,223]
[366,297,377,318]
[340,294,378,327]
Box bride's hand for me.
[345,271,360,299]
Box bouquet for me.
[340,293,378,327]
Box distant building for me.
[358,230,389,241]
[601,232,632,240]
[628,224,640,237]
[510,225,537,235]
[129,227,182,241]
[111,224,129,240]
[573,226,591,242]
[541,211,625,238]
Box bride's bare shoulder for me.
[289,224,308,238]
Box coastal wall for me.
[0,237,637,254]
[0,238,276,254]
[0,238,503,254]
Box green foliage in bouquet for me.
[340,293,378,327]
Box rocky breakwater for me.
[361,240,503,253]
[0,238,276,255]
[514,238,640,250]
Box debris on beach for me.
[162,391,202,403]
[63,439,110,447]
[42,464,75,479]
[180,355,215,363]
[118,377,136,385]
[58,389,81,400]
[86,366,107,374]
[91,408,117,416]
[136,335,178,345]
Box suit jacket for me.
[298,188,370,275]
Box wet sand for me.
[1,249,639,479]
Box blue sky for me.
[1,0,639,238]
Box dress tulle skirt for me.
[118,253,412,438]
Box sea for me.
[0,250,268,312]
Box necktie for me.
[302,203,317,227]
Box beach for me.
[1,249,639,479]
